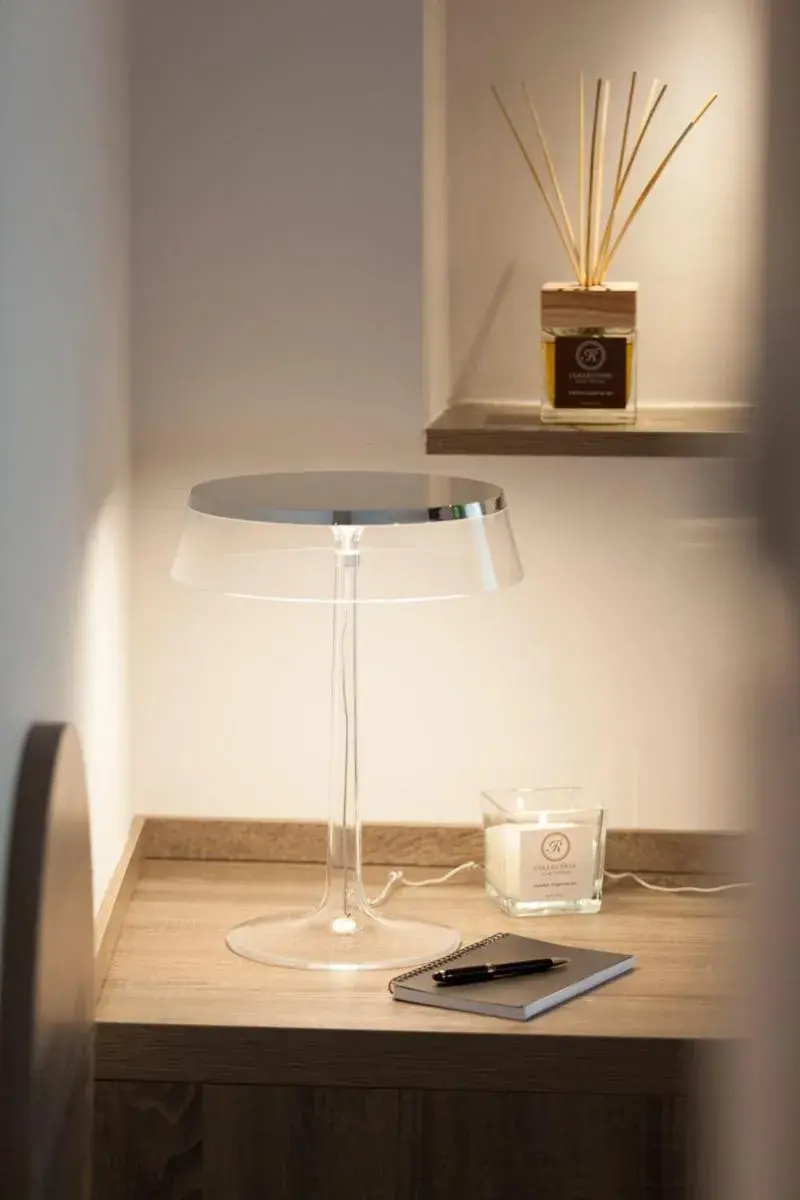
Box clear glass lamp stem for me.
[225,525,462,971]
[325,525,365,927]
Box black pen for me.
[433,956,569,987]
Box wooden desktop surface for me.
[96,859,740,1094]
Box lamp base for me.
[226,896,461,971]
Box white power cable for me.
[603,870,751,894]
[369,862,482,907]
[368,862,750,906]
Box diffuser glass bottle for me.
[540,283,638,424]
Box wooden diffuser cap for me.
[541,282,638,329]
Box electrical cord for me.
[368,861,750,907]
[369,862,482,907]
[603,870,751,894]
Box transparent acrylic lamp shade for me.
[172,471,522,603]
[172,471,523,971]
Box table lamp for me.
[173,471,522,971]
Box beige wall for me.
[0,0,130,912]
[131,0,757,832]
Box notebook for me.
[389,931,635,1022]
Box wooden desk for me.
[94,860,740,1200]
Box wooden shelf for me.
[426,402,748,458]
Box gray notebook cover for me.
[389,931,635,1021]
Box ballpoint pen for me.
[433,956,569,987]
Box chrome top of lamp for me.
[173,470,522,603]
[186,470,507,526]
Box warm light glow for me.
[331,916,358,934]
[75,491,130,908]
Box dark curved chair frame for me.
[0,724,94,1200]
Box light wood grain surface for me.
[541,281,638,327]
[94,817,145,1001]
[96,860,741,1094]
[141,818,747,879]
[426,400,747,457]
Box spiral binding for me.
[388,931,509,994]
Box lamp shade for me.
[172,471,523,602]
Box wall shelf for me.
[425,402,748,458]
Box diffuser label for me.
[518,824,596,901]
[554,336,627,408]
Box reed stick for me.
[491,85,582,279]
[615,71,638,191]
[493,69,718,291]
[594,71,637,281]
[522,83,580,267]
[584,78,603,290]
[590,81,610,284]
[639,78,661,136]
[578,73,586,284]
[595,82,668,279]
[603,94,718,275]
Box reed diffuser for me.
[493,73,717,424]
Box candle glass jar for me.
[482,788,607,916]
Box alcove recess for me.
[422,0,755,458]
